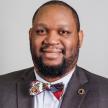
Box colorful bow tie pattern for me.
[29,80,64,100]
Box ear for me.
[78,30,84,48]
[29,28,32,40]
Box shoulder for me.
[77,66,108,83]
[78,66,108,86]
[78,66,108,94]
[0,67,34,83]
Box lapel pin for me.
[78,88,85,95]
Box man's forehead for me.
[33,8,76,30]
[32,1,80,32]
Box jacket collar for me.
[21,67,35,81]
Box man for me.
[0,0,108,108]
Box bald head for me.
[32,0,80,32]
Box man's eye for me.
[59,30,71,36]
[35,29,46,35]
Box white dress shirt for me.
[34,67,75,108]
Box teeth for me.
[42,49,62,53]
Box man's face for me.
[29,5,83,77]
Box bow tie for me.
[29,80,64,100]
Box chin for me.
[33,56,67,77]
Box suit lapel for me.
[16,68,35,108]
[60,66,89,108]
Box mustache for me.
[40,44,65,54]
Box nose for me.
[43,31,60,45]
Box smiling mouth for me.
[42,48,62,53]
[40,46,65,55]
[40,47,64,59]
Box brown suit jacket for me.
[0,66,108,108]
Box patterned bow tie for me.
[29,80,64,100]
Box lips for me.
[42,48,62,53]
[40,47,63,59]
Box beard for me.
[30,42,79,78]
[33,56,67,77]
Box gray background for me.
[0,0,108,77]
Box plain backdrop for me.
[0,0,108,77]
